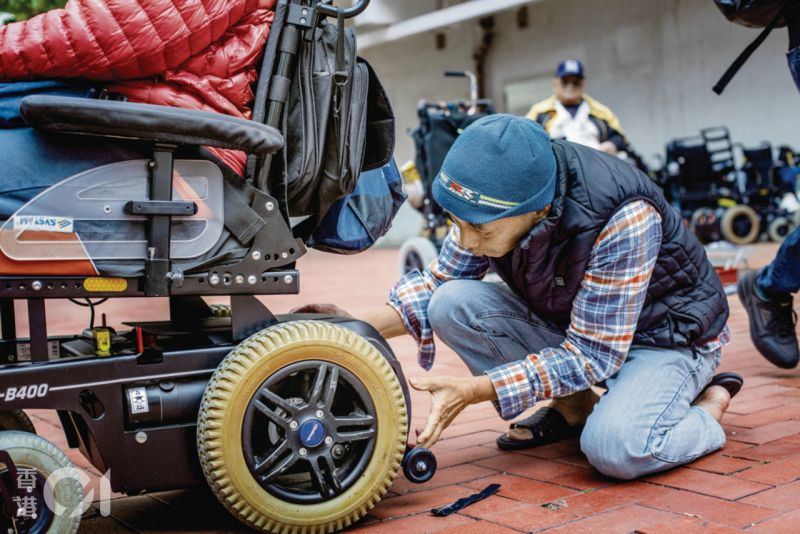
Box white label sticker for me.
[128,387,149,415]
[15,341,60,362]
[13,215,74,233]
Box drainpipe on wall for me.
[473,16,496,100]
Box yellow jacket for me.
[526,94,626,149]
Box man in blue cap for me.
[301,115,741,479]
[528,59,626,156]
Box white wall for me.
[361,0,799,245]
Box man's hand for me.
[290,303,354,317]
[598,141,618,155]
[410,375,497,448]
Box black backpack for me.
[712,0,797,93]
[715,0,791,26]
[280,12,394,237]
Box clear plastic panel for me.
[0,160,224,261]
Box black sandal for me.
[704,372,744,398]
[496,407,583,451]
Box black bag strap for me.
[223,180,267,243]
[713,4,787,94]
[334,8,348,87]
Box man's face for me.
[449,208,550,257]
[552,75,584,105]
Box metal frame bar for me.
[0,299,15,340]
[27,298,48,363]
[144,144,176,296]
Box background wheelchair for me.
[398,70,495,276]
[657,126,797,245]
[0,1,436,533]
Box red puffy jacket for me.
[0,0,277,174]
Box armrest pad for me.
[21,96,284,154]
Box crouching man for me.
[302,114,741,480]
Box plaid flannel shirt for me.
[388,200,730,420]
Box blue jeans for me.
[428,279,725,480]
[757,224,800,297]
[760,45,800,296]
[789,46,800,93]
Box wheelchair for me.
[398,70,495,276]
[0,2,436,533]
[736,142,796,242]
[660,127,795,245]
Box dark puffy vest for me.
[489,140,728,348]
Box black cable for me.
[69,298,108,330]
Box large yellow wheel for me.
[720,204,760,244]
[197,321,407,533]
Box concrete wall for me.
[361,0,799,245]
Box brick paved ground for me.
[11,244,800,532]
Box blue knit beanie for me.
[432,114,557,224]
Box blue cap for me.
[555,59,584,78]
[432,115,557,225]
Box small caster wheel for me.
[398,237,439,276]
[768,216,793,243]
[402,447,437,484]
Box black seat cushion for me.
[21,96,283,155]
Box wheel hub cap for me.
[299,419,326,448]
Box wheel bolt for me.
[299,448,307,456]
[316,410,324,418]
[416,461,427,472]
[290,420,298,429]
[324,436,333,446]
[331,444,346,460]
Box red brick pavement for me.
[9,244,800,532]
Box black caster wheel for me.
[402,446,437,484]
[398,237,439,277]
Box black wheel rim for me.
[732,214,754,238]
[242,360,378,504]
[0,467,55,534]
[404,250,424,274]
[694,211,716,242]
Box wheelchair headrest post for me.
[286,0,371,29]
[317,0,370,19]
